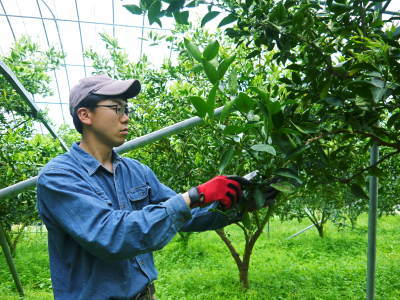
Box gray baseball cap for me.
[69,75,141,115]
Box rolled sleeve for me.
[162,194,192,231]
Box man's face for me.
[84,98,130,147]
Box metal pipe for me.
[0,107,224,200]
[39,0,72,93]
[0,225,24,297]
[367,143,379,300]
[0,60,69,152]
[0,13,172,30]
[36,0,66,124]
[0,0,16,40]
[367,2,381,298]
[116,107,223,154]
[0,177,38,201]
[287,220,322,240]
[74,0,87,77]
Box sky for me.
[0,0,399,132]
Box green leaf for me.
[368,167,384,178]
[287,64,303,71]
[201,11,220,27]
[123,4,143,15]
[387,112,400,128]
[218,55,236,80]
[188,96,208,118]
[257,101,271,137]
[154,18,162,27]
[241,211,251,229]
[254,188,265,209]
[274,168,303,184]
[351,183,368,199]
[393,26,400,39]
[251,144,276,155]
[371,87,387,103]
[292,72,301,84]
[173,11,189,25]
[218,14,237,27]
[220,99,235,121]
[148,1,162,25]
[203,40,219,61]
[223,125,246,135]
[186,0,199,8]
[270,182,295,193]
[235,92,254,113]
[184,38,202,62]
[166,0,185,12]
[320,82,330,100]
[219,146,235,173]
[285,144,309,160]
[290,120,307,134]
[228,69,238,93]
[369,78,385,88]
[202,60,219,84]
[251,87,269,101]
[207,85,218,117]
[323,97,343,106]
[246,50,260,59]
[267,101,281,115]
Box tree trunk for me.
[215,207,274,289]
[238,262,249,289]
[3,224,26,257]
[215,229,249,287]
[316,224,324,238]
[350,217,357,230]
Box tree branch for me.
[215,228,243,267]
[234,221,250,243]
[306,129,400,150]
[340,149,400,184]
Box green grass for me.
[0,214,399,299]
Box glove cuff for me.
[188,187,204,208]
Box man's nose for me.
[120,113,129,123]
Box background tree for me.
[0,37,63,255]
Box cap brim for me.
[94,79,141,99]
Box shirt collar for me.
[70,142,122,176]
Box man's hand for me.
[189,176,246,209]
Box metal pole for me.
[367,2,381,298]
[115,107,223,154]
[0,225,24,297]
[367,143,378,300]
[0,60,68,151]
[0,177,38,201]
[0,107,224,200]
[287,220,322,240]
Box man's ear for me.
[76,107,92,126]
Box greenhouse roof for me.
[0,0,181,129]
[0,0,399,129]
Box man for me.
[36,75,246,300]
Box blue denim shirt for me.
[36,143,233,300]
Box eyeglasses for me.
[95,104,134,117]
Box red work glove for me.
[188,175,242,209]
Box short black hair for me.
[72,94,126,134]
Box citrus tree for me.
[0,37,63,255]
[124,0,400,287]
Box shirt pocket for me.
[127,184,150,210]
